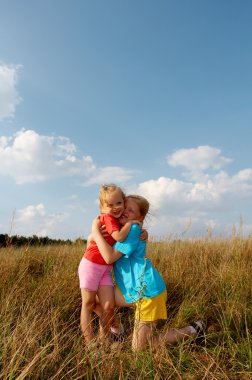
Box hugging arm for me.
[91,217,123,264]
[111,221,133,242]
[140,228,148,241]
[112,220,142,242]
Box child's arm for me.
[111,220,142,242]
[86,234,92,247]
[91,217,123,264]
[140,228,148,241]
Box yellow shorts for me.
[135,291,167,322]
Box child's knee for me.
[132,340,141,352]
[82,298,96,312]
[132,321,153,351]
[102,299,115,312]
[132,336,147,352]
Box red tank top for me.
[84,214,120,265]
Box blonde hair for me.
[99,183,126,210]
[126,195,149,219]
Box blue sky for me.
[1,0,252,240]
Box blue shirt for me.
[113,224,167,303]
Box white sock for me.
[188,325,197,334]
[110,323,124,335]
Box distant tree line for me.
[0,234,87,248]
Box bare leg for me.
[132,321,156,351]
[132,321,199,352]
[152,325,193,348]
[95,286,133,329]
[93,286,130,314]
[93,296,103,317]
[97,285,115,340]
[80,289,97,344]
[114,286,133,307]
[93,294,120,331]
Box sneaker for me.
[110,323,124,341]
[190,320,206,344]
[110,323,124,335]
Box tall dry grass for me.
[0,238,251,379]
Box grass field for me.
[0,237,251,379]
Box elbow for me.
[104,257,114,265]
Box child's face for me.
[101,189,125,218]
[120,197,143,223]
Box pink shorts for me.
[78,257,114,291]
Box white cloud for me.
[167,145,232,172]
[14,203,68,237]
[134,164,252,237]
[136,175,223,210]
[137,177,191,208]
[0,129,134,185]
[0,129,94,183]
[0,63,22,121]
[233,168,252,182]
[1,134,251,238]
[17,204,46,220]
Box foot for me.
[110,323,124,335]
[110,323,125,341]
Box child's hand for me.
[128,219,143,228]
[140,228,148,241]
[100,224,109,238]
[91,216,101,233]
